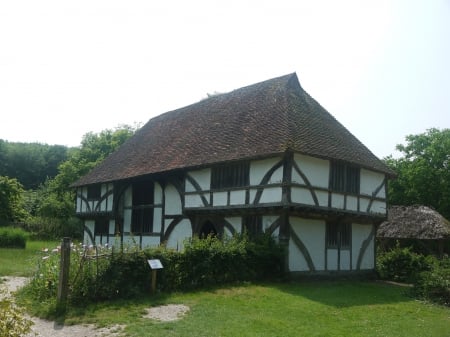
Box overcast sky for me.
[1,0,449,159]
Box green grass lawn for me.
[60,281,449,337]
[0,240,59,277]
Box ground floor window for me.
[131,207,153,234]
[94,218,109,236]
[326,223,351,249]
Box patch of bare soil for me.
[143,304,190,322]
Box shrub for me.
[0,227,28,248]
[376,245,433,283]
[413,257,450,306]
[24,233,286,308]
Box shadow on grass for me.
[272,279,413,308]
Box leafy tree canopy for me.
[0,176,28,224]
[35,124,138,219]
[385,128,450,219]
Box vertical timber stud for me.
[57,237,71,311]
[279,151,293,272]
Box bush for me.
[376,245,434,283]
[413,258,450,306]
[24,233,286,308]
[0,227,28,248]
[22,216,83,241]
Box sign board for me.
[147,259,163,270]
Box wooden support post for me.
[57,237,71,311]
[151,269,157,294]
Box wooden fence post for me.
[57,237,71,310]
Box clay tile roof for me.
[73,73,394,187]
[378,205,450,240]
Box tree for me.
[0,176,28,224]
[34,124,138,220]
[385,128,450,219]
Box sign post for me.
[147,259,163,294]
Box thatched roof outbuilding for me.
[378,205,450,240]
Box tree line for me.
[0,126,449,238]
[0,125,137,237]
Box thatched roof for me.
[73,73,394,187]
[378,205,450,240]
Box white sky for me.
[1,0,449,159]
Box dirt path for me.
[1,276,125,337]
[2,276,189,336]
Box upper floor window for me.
[330,162,360,194]
[211,162,249,189]
[87,185,101,199]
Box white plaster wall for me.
[290,218,326,271]
[294,154,330,188]
[154,182,163,204]
[291,169,305,185]
[230,190,246,205]
[360,169,386,198]
[124,186,132,207]
[291,187,315,205]
[123,209,131,233]
[327,249,338,270]
[109,220,115,235]
[250,157,282,185]
[340,250,351,270]
[153,207,162,232]
[213,192,227,206]
[259,187,282,203]
[352,223,374,270]
[185,194,206,208]
[370,201,387,214]
[262,216,279,232]
[359,198,370,213]
[84,220,95,245]
[316,191,329,207]
[141,236,161,248]
[331,193,345,209]
[289,240,309,271]
[76,195,81,213]
[225,217,242,234]
[186,169,211,191]
[165,184,182,215]
[166,219,192,251]
[347,196,358,212]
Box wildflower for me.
[51,248,59,253]
[42,256,50,260]
[42,248,49,252]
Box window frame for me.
[211,161,250,190]
[131,181,154,234]
[330,162,360,194]
[326,222,351,249]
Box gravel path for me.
[1,276,189,336]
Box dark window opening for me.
[131,181,154,234]
[87,185,101,199]
[211,162,249,189]
[94,218,109,236]
[199,221,217,238]
[326,223,351,249]
[330,162,360,194]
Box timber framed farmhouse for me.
[73,73,394,274]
